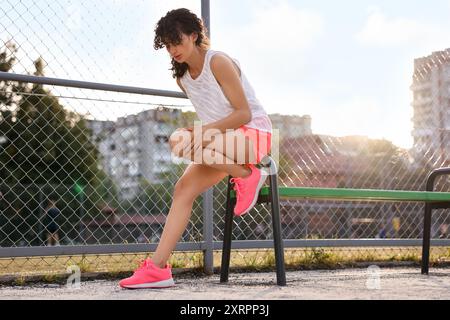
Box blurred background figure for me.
[43,194,61,246]
[439,224,449,239]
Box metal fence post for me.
[201,0,213,275]
[38,187,44,246]
[202,188,214,275]
[201,0,211,39]
[78,190,85,245]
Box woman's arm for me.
[201,54,252,133]
[176,77,187,94]
[175,78,193,131]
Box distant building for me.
[278,134,410,239]
[87,107,181,200]
[86,119,115,178]
[279,135,374,188]
[269,114,312,138]
[411,48,450,166]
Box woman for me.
[120,8,273,289]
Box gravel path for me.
[1,267,450,300]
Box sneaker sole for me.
[235,168,269,216]
[120,278,175,289]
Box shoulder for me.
[210,53,234,72]
[210,52,241,80]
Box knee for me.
[173,177,199,201]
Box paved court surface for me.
[1,267,450,300]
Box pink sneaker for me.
[231,164,268,216]
[119,258,175,289]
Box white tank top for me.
[180,49,272,133]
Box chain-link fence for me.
[1,1,450,279]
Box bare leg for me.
[199,134,256,177]
[153,129,257,268]
[195,147,252,178]
[152,164,227,268]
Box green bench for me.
[220,158,450,287]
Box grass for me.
[1,247,450,285]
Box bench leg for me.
[269,172,287,286]
[421,167,450,275]
[220,177,234,283]
[421,203,432,275]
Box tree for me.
[0,44,107,245]
[353,138,410,189]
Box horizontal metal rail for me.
[2,239,450,258]
[0,71,187,99]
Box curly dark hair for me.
[154,8,210,79]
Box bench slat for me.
[256,187,450,202]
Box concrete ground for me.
[1,267,450,300]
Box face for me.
[165,33,197,63]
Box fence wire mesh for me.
[1,1,450,278]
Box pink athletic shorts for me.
[237,125,272,164]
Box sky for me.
[2,0,450,148]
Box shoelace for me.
[136,259,169,272]
[231,178,246,197]
[136,259,152,272]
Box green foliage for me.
[0,53,102,186]
[0,43,109,245]
[135,178,173,215]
